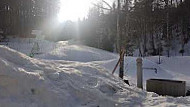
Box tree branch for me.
[102,0,112,9]
[91,3,112,11]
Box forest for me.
[0,0,190,57]
[72,0,190,57]
[0,0,59,37]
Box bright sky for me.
[58,0,113,22]
[58,0,92,22]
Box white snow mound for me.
[37,42,117,62]
[0,44,190,107]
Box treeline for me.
[0,0,59,37]
[76,0,190,56]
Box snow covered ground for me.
[0,38,190,107]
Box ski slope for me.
[0,39,190,107]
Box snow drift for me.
[0,43,190,106]
[37,41,117,62]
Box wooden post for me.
[136,58,143,89]
[112,50,124,74]
[119,48,125,79]
[116,0,125,79]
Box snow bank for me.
[37,41,117,62]
[0,46,62,107]
[97,56,190,89]
[33,39,190,88]
[147,56,190,86]
[1,39,190,106]
[0,38,55,55]
[1,45,190,106]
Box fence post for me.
[136,58,143,89]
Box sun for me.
[58,0,93,22]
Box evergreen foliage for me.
[78,0,190,55]
[0,0,59,36]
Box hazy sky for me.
[58,0,114,22]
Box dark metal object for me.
[186,89,190,96]
[124,79,130,86]
[143,67,157,73]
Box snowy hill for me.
[0,38,55,56]
[37,41,117,62]
[0,39,190,106]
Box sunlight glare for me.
[58,0,93,22]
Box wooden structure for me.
[147,79,186,97]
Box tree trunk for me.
[116,0,121,52]
[117,0,124,79]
